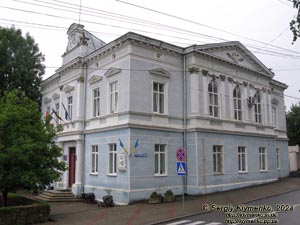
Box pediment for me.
[89,75,103,84]
[63,85,75,93]
[195,42,274,77]
[149,68,171,78]
[44,96,51,103]
[52,92,60,100]
[104,67,121,78]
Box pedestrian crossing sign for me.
[177,162,186,176]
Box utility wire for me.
[116,0,300,55]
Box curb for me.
[147,187,300,225]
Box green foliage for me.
[164,190,174,196]
[0,90,66,207]
[0,26,45,103]
[286,104,300,145]
[290,0,300,43]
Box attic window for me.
[112,54,116,60]
[156,52,162,59]
[95,62,99,68]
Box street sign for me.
[176,147,186,162]
[177,162,186,176]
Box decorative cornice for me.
[52,93,60,100]
[63,85,75,93]
[104,67,121,78]
[89,75,103,84]
[149,68,171,78]
[44,96,51,103]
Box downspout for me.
[81,60,88,195]
[183,54,187,194]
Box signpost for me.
[176,147,186,209]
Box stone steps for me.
[35,190,83,202]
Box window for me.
[67,96,73,120]
[91,145,98,174]
[93,88,100,117]
[108,143,117,175]
[272,107,277,128]
[259,147,267,171]
[109,81,118,113]
[153,82,165,114]
[233,86,242,121]
[254,92,262,124]
[238,147,247,172]
[276,148,280,170]
[213,145,223,174]
[154,144,166,175]
[208,80,219,117]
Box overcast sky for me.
[0,0,300,109]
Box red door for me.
[68,148,76,188]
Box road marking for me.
[166,220,191,225]
[294,204,300,208]
[186,221,205,225]
[205,223,222,225]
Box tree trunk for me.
[1,190,8,207]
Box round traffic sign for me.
[176,147,186,162]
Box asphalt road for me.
[158,190,300,225]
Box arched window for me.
[208,80,218,117]
[233,85,242,121]
[254,92,262,123]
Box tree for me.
[290,0,300,43]
[286,104,300,145]
[0,26,45,103]
[0,90,66,207]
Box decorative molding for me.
[226,51,244,63]
[52,93,60,100]
[249,83,255,88]
[271,98,279,105]
[63,85,75,93]
[149,68,171,78]
[243,81,248,87]
[77,76,84,83]
[44,96,52,103]
[201,69,209,76]
[227,77,234,82]
[188,67,200,74]
[219,74,226,81]
[104,67,121,78]
[89,75,103,84]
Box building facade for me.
[41,23,289,204]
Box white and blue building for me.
[41,23,289,204]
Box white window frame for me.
[154,144,167,176]
[233,86,242,121]
[108,143,117,176]
[109,81,118,114]
[67,96,73,120]
[276,148,280,170]
[93,87,100,117]
[90,145,98,175]
[152,82,165,114]
[255,92,262,124]
[213,145,223,174]
[238,146,247,173]
[208,80,219,118]
[259,147,267,171]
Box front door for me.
[68,147,76,188]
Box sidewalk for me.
[32,178,300,225]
